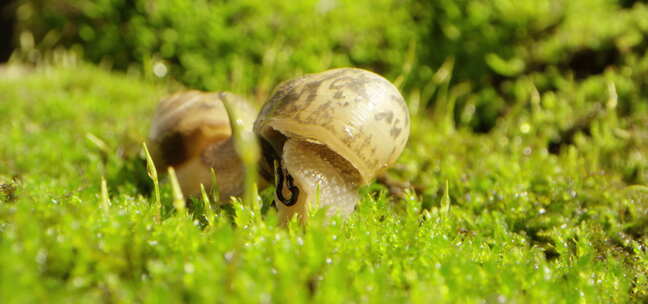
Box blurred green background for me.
[6,0,648,132]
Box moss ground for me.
[0,60,646,303]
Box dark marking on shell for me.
[390,126,402,138]
[392,94,410,128]
[264,78,304,117]
[333,90,344,99]
[304,81,322,103]
[271,70,347,118]
[375,111,394,123]
[304,101,336,129]
[329,75,372,104]
[337,100,351,107]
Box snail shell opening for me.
[148,91,254,201]
[149,91,232,169]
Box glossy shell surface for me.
[149,91,231,169]
[254,68,410,184]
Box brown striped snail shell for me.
[254,68,410,223]
[148,90,256,202]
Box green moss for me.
[0,61,646,302]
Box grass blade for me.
[440,180,451,215]
[220,93,260,208]
[210,168,220,204]
[201,183,215,224]
[100,176,111,211]
[142,143,161,206]
[168,167,186,214]
[142,142,162,221]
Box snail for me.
[254,68,410,223]
[148,90,256,202]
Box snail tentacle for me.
[275,160,300,206]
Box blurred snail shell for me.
[148,90,256,202]
[254,68,410,223]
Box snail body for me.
[148,91,255,202]
[254,68,410,223]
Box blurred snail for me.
[148,91,256,202]
[254,68,410,223]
